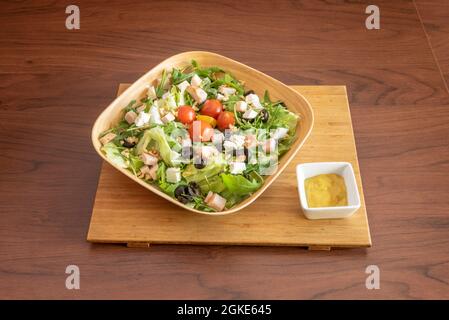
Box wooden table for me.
[1,0,448,299]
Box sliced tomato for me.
[189,120,214,142]
[216,111,235,130]
[200,99,223,119]
[197,114,217,128]
[177,105,196,124]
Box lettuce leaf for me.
[182,158,225,183]
[220,173,262,196]
[156,162,184,196]
[135,127,180,166]
[101,143,127,168]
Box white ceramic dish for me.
[296,162,361,219]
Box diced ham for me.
[262,139,276,153]
[100,132,117,145]
[136,105,146,113]
[244,134,257,148]
[205,192,227,211]
[148,163,158,180]
[125,110,137,124]
[147,85,157,99]
[205,191,214,203]
[140,165,151,174]
[187,86,207,104]
[141,153,158,166]
[161,112,175,124]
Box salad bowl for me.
[91,51,314,215]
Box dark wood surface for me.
[1,0,448,299]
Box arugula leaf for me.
[156,69,168,98]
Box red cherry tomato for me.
[177,105,196,124]
[200,99,223,119]
[216,111,235,130]
[189,120,214,142]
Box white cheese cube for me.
[229,162,246,174]
[161,112,175,124]
[147,85,157,99]
[177,80,190,92]
[181,138,192,148]
[216,93,225,101]
[124,110,137,124]
[219,86,236,96]
[223,140,237,151]
[187,86,207,104]
[190,74,202,87]
[230,134,246,148]
[272,127,289,140]
[242,109,258,120]
[212,131,224,145]
[201,146,218,160]
[166,167,181,183]
[235,101,247,112]
[149,105,163,125]
[135,111,151,127]
[245,93,262,109]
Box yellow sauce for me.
[304,174,348,208]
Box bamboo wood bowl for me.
[91,51,314,215]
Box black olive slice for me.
[122,140,136,148]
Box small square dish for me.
[296,162,361,219]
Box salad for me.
[99,60,300,212]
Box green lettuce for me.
[101,143,127,168]
[182,157,225,184]
[135,127,180,166]
[220,173,262,196]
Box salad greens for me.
[99,60,300,212]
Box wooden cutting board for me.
[87,84,371,250]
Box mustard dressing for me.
[304,174,348,208]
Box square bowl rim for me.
[296,161,361,211]
[92,51,314,215]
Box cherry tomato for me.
[216,111,235,130]
[189,120,214,142]
[200,99,223,119]
[177,105,196,124]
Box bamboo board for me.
[87,84,371,250]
